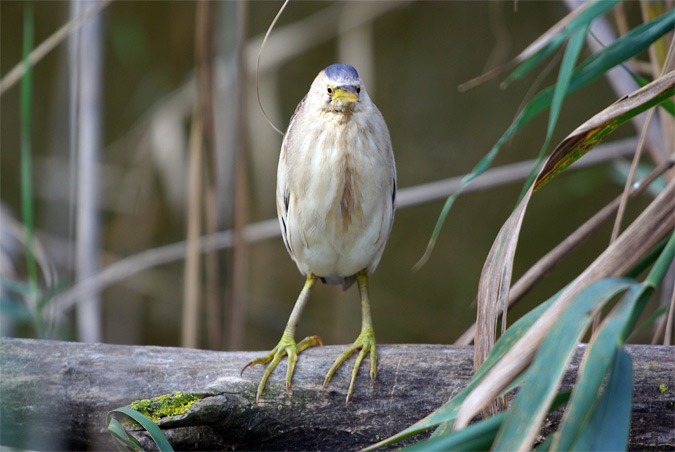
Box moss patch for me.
[130,391,201,422]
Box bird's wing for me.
[276,94,307,259]
[276,143,292,258]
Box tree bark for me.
[0,338,672,451]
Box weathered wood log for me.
[0,338,672,451]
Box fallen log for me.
[0,338,672,450]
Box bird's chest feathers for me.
[304,119,378,234]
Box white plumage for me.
[277,67,396,285]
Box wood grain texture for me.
[0,338,672,451]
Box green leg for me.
[241,273,322,403]
[323,269,377,406]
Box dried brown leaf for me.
[534,71,675,191]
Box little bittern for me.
[242,64,396,405]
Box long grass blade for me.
[107,416,143,452]
[406,412,506,452]
[631,72,675,115]
[570,348,633,451]
[641,218,675,291]
[407,391,571,452]
[107,407,174,452]
[458,1,591,91]
[491,278,636,452]
[20,0,42,337]
[550,283,649,450]
[517,23,588,201]
[501,0,619,88]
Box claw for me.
[241,361,254,377]
[241,333,322,402]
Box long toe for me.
[244,332,322,403]
[323,327,377,405]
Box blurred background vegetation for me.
[0,1,667,351]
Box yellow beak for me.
[332,86,359,104]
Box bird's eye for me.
[327,87,334,95]
[356,85,361,94]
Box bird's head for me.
[310,64,367,113]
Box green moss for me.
[130,392,201,422]
[659,384,667,393]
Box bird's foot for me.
[322,327,377,406]
[241,333,322,404]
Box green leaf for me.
[643,231,675,289]
[552,283,648,450]
[630,60,675,116]
[502,0,620,87]
[491,278,637,451]
[0,296,33,321]
[568,10,674,92]
[107,416,143,452]
[571,348,633,451]
[621,232,675,339]
[107,407,174,452]
[533,73,675,191]
[0,277,35,296]
[624,235,669,279]
[518,23,588,202]
[405,411,506,452]
[408,390,571,452]
[628,305,667,340]
[518,21,589,221]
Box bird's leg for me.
[241,273,322,403]
[323,269,377,406]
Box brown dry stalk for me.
[226,1,251,351]
[182,111,204,349]
[195,0,222,350]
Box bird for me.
[242,64,396,405]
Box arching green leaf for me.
[107,407,174,452]
[491,278,636,451]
